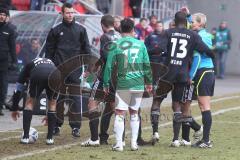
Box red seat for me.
[12,0,31,11]
[73,2,87,14]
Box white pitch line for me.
[162,95,240,107]
[214,121,240,124]
[2,105,240,160]
[0,132,46,142]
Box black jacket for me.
[45,19,91,67]
[0,22,17,71]
[145,31,166,56]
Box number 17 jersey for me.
[103,36,152,91]
[162,27,213,83]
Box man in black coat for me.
[0,7,17,116]
[45,2,91,137]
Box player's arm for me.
[189,52,201,80]
[95,35,109,68]
[80,27,91,55]
[180,7,192,29]
[142,44,153,93]
[10,63,31,112]
[193,32,215,59]
[103,49,116,92]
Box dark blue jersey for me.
[18,58,56,84]
[162,27,214,83]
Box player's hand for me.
[41,116,48,126]
[11,111,20,121]
[180,6,190,15]
[145,84,153,93]
[82,71,90,78]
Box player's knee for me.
[172,101,181,112]
[152,97,163,106]
[129,108,138,115]
[130,114,139,121]
[115,109,126,115]
[48,100,57,111]
[25,98,35,110]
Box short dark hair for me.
[61,2,73,13]
[0,7,9,16]
[174,11,187,26]
[120,18,134,33]
[101,15,114,28]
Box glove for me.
[8,90,22,111]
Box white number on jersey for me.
[170,38,188,59]
[123,48,139,68]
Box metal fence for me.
[141,0,188,20]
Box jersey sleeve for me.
[189,52,201,80]
[103,48,117,88]
[17,62,33,84]
[142,44,152,85]
[193,32,215,59]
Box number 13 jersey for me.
[162,27,214,83]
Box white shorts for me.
[115,90,144,111]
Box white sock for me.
[114,114,124,146]
[130,114,139,144]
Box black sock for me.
[137,114,142,141]
[99,109,113,141]
[23,110,33,139]
[202,110,212,142]
[47,111,56,139]
[173,112,181,141]
[89,112,99,141]
[189,117,201,131]
[151,112,159,133]
[182,122,190,142]
[122,118,125,141]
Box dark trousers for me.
[55,94,82,129]
[0,71,8,109]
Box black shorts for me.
[171,82,190,102]
[181,83,194,102]
[192,68,215,99]
[29,69,60,100]
[90,78,115,102]
[154,80,190,103]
